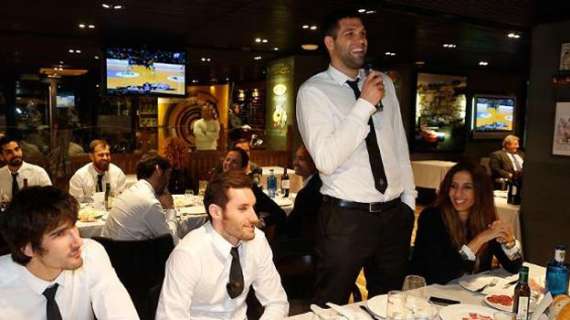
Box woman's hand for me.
[467,220,510,254]
[489,220,514,244]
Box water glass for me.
[198,180,207,196]
[402,275,427,298]
[386,290,408,320]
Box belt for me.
[323,195,401,213]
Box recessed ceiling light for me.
[78,23,86,29]
[301,44,319,51]
[113,5,122,9]
[262,39,268,43]
[302,25,309,29]
[507,32,521,39]
[76,49,82,54]
[68,49,74,53]
[273,47,279,51]
[96,84,100,88]
[366,10,376,14]
[254,56,262,60]
[310,25,317,30]
[478,61,489,66]
[94,55,99,60]
[192,79,198,83]
[385,51,396,56]
[59,60,64,64]
[358,8,366,13]
[415,61,425,65]
[443,43,457,48]
[102,3,111,9]
[255,38,262,43]
[88,24,95,29]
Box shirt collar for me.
[205,222,240,259]
[303,174,315,188]
[19,263,66,296]
[88,163,107,177]
[327,64,366,87]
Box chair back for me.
[480,157,492,176]
[92,234,174,320]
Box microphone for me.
[364,64,384,111]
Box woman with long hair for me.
[411,161,522,284]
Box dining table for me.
[76,193,295,238]
[411,160,457,190]
[285,263,549,319]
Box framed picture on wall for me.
[414,73,467,152]
[553,102,570,156]
[560,43,570,71]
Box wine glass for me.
[402,275,427,293]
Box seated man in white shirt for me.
[69,139,127,202]
[0,136,51,201]
[101,154,181,243]
[156,171,289,319]
[0,186,138,320]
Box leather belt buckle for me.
[369,202,383,213]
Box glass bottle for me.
[267,169,277,198]
[513,266,531,320]
[281,167,290,198]
[104,182,111,210]
[546,245,569,297]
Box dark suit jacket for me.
[411,207,522,285]
[286,174,322,239]
[489,149,525,180]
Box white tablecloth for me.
[286,264,546,319]
[411,160,457,190]
[494,191,522,246]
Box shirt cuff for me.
[353,98,377,119]
[501,240,522,260]
[460,245,476,261]
[401,193,416,211]
[165,208,177,222]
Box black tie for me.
[96,174,104,192]
[43,284,63,320]
[346,79,388,193]
[11,172,19,197]
[226,247,244,299]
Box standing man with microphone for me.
[296,9,416,305]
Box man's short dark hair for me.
[203,171,252,217]
[0,186,79,265]
[228,147,249,169]
[0,136,20,152]
[136,153,171,180]
[322,9,363,39]
[89,139,110,153]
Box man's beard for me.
[95,161,109,172]
[8,157,22,167]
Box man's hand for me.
[158,192,175,210]
[360,71,385,107]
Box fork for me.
[476,278,499,292]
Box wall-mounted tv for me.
[56,94,75,108]
[105,48,186,96]
[471,95,516,139]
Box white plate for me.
[366,295,387,318]
[459,275,497,292]
[439,304,496,320]
[484,293,536,313]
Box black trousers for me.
[312,197,414,306]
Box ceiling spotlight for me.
[479,61,489,66]
[273,47,279,51]
[358,8,366,13]
[262,39,268,43]
[207,58,211,62]
[102,3,111,8]
[255,38,262,43]
[192,79,198,83]
[415,61,425,65]
[88,24,95,29]
[366,10,376,14]
[301,44,319,51]
[78,23,86,29]
[302,25,309,29]
[310,25,317,30]
[508,32,521,39]
[443,43,457,48]
[254,56,262,61]
[59,60,64,64]
[76,49,82,54]
[94,56,99,60]
[68,49,74,53]
[113,5,122,9]
[385,51,396,56]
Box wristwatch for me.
[504,239,517,249]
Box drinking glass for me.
[386,290,408,320]
[402,275,427,297]
[198,180,207,196]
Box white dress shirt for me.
[156,222,289,320]
[101,179,179,243]
[68,163,127,201]
[0,239,138,320]
[506,152,524,171]
[193,118,220,150]
[0,161,51,200]
[296,65,416,208]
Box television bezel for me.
[471,94,517,139]
[103,47,187,97]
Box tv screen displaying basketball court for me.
[106,48,186,96]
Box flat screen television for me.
[56,94,75,108]
[471,95,516,139]
[105,48,186,96]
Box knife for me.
[359,305,380,319]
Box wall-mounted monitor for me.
[105,48,186,96]
[471,95,516,139]
[56,94,75,108]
